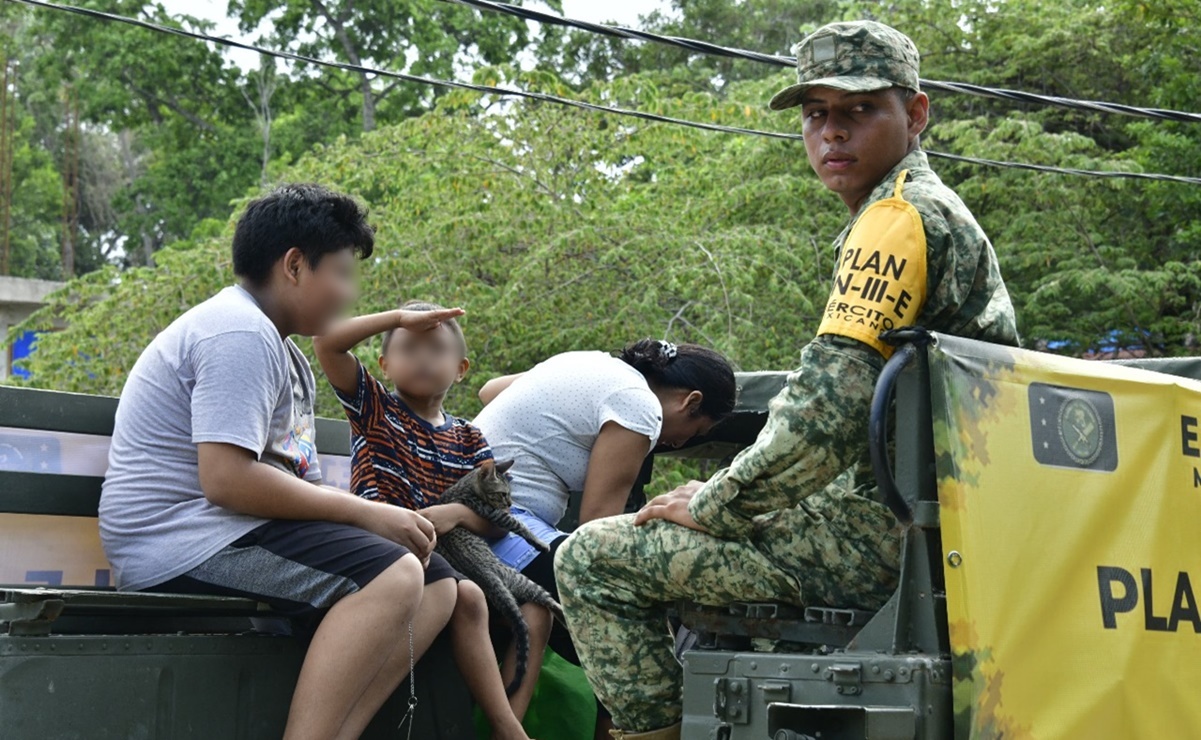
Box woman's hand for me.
[395,307,464,332]
[633,481,711,534]
[419,503,469,537]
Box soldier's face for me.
[800,87,929,214]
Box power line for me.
[447,0,1201,126]
[4,1,804,138]
[11,0,1201,186]
[927,151,1174,183]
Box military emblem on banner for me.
[1028,383,1118,471]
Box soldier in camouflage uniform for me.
[554,20,1021,740]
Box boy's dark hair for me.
[232,183,375,284]
[382,300,468,357]
[620,339,737,420]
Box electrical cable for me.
[11,0,1201,185]
[447,0,1201,126]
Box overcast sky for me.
[162,0,670,69]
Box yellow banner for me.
[932,335,1201,738]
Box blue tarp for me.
[10,330,38,379]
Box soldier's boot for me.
[609,723,681,740]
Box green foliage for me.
[2,106,63,278]
[536,0,848,90]
[922,115,1201,354]
[6,0,1201,414]
[11,71,839,422]
[579,0,1201,356]
[0,0,561,279]
[1,1,263,272]
[13,226,233,390]
[229,0,561,131]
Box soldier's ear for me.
[906,91,929,141]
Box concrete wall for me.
[0,276,65,380]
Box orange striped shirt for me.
[334,362,492,510]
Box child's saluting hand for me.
[314,304,466,406]
[315,300,539,736]
[394,306,464,332]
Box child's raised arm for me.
[313,307,464,395]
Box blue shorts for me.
[488,507,567,572]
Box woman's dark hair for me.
[232,183,375,285]
[382,300,467,356]
[620,339,737,420]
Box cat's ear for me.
[493,459,514,475]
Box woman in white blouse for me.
[473,339,736,669]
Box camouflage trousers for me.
[554,514,793,731]
[555,503,899,733]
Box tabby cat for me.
[435,459,565,695]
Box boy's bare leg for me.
[449,581,531,740]
[280,555,426,740]
[499,602,551,723]
[335,576,459,740]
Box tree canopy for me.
[5,0,1201,412]
[0,0,558,274]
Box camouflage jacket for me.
[688,149,1018,602]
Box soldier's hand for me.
[633,487,710,534]
[665,480,705,497]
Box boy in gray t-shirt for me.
[99,183,465,740]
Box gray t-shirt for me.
[473,351,662,526]
[99,285,322,591]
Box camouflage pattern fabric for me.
[690,149,1018,544]
[555,513,799,731]
[557,477,907,730]
[555,146,1018,733]
[771,20,922,110]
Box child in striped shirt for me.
[315,301,549,740]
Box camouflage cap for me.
[769,21,920,111]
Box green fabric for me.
[474,648,597,740]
